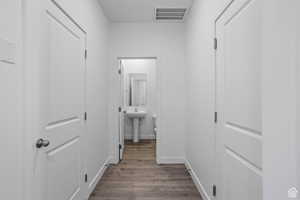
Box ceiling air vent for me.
[155,8,187,21]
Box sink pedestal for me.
[126,109,146,143]
[133,118,139,143]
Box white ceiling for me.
[98,0,194,22]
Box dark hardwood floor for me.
[89,140,202,200]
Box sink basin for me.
[126,110,147,118]
[125,109,147,143]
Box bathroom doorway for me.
[118,58,158,162]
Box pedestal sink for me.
[126,109,147,143]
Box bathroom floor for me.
[89,140,202,200]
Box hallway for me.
[89,140,202,200]
[1,0,299,199]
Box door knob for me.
[36,138,50,148]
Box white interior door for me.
[216,0,262,199]
[119,60,125,161]
[34,1,86,200]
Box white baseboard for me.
[157,157,185,164]
[185,160,211,200]
[86,157,110,199]
[125,134,156,140]
[108,156,118,165]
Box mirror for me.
[127,73,147,107]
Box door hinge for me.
[214,38,218,50]
[85,174,88,183]
[214,112,218,123]
[118,107,122,112]
[118,68,121,74]
[213,185,217,197]
[84,112,87,121]
[119,144,122,150]
[84,49,87,60]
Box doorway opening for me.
[118,58,158,163]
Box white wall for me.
[185,0,230,199]
[122,59,157,140]
[108,22,186,164]
[0,0,22,200]
[23,0,110,199]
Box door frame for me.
[118,59,125,161]
[22,0,88,200]
[214,2,233,199]
[115,57,161,164]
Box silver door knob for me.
[36,139,50,148]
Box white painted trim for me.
[124,134,156,140]
[86,157,110,199]
[157,157,185,164]
[185,160,211,200]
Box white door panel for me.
[223,0,262,132]
[46,2,84,123]
[224,125,262,168]
[34,1,86,200]
[224,150,262,200]
[216,0,262,199]
[46,137,80,200]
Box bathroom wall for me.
[122,59,157,140]
[108,22,186,164]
